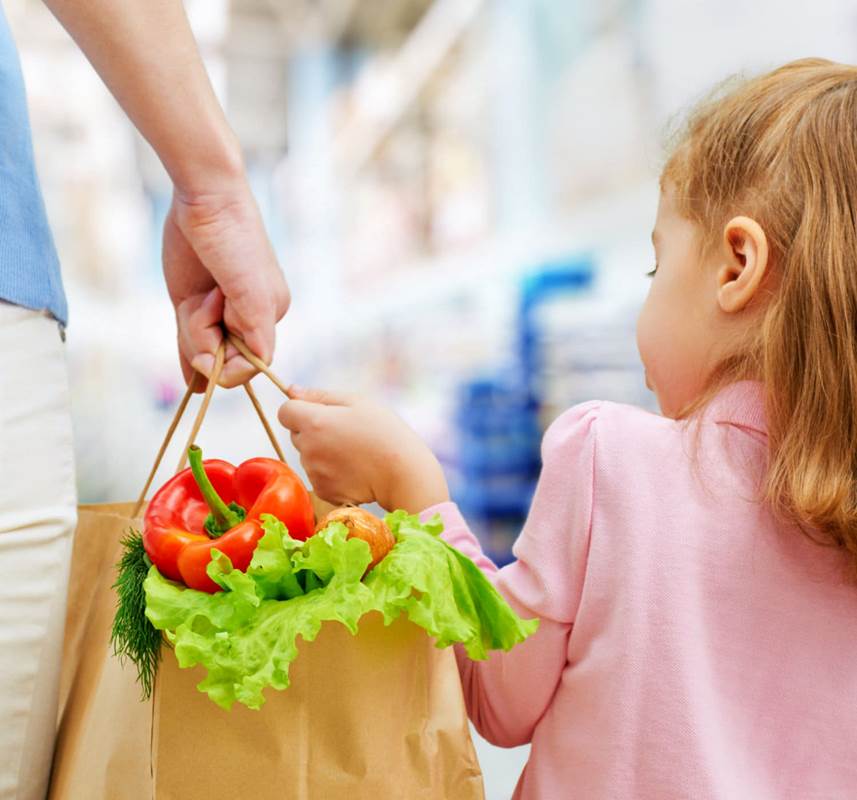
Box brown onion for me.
[316,507,395,571]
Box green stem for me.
[188,445,242,533]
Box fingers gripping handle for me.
[132,336,289,518]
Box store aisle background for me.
[6,0,856,794]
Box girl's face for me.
[636,187,727,417]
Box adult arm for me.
[42,0,290,385]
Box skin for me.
[277,184,773,512]
[42,0,290,387]
[636,185,771,416]
[277,389,450,513]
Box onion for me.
[316,507,395,571]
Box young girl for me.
[277,59,857,798]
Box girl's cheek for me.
[636,294,658,377]
[636,288,675,410]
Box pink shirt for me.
[424,382,857,799]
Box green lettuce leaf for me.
[245,516,306,599]
[369,511,539,660]
[144,510,538,710]
[290,520,373,585]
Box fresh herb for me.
[111,529,161,698]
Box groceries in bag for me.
[112,446,539,709]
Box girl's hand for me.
[277,388,449,513]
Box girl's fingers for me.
[278,399,319,433]
[286,385,350,406]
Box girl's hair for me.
[664,58,857,572]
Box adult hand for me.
[42,0,291,388]
[163,177,290,388]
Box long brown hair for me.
[663,58,857,569]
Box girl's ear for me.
[717,216,769,313]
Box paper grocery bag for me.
[49,502,485,800]
[51,503,152,799]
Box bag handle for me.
[132,336,291,518]
[226,333,290,395]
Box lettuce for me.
[144,511,538,710]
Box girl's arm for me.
[425,504,575,746]
[279,388,599,745]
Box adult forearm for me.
[43,0,242,194]
[42,0,291,382]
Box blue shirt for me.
[0,4,67,325]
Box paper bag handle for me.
[132,335,291,518]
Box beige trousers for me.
[0,302,77,800]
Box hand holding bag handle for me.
[133,335,292,518]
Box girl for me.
[277,59,857,798]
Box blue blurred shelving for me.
[450,256,595,564]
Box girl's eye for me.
[646,264,658,277]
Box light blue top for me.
[0,4,67,325]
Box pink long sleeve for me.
[422,401,599,747]
[422,383,857,799]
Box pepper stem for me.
[188,446,243,534]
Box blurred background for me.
[7,0,857,794]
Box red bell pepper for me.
[143,446,315,593]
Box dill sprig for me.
[110,529,161,698]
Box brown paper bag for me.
[50,504,159,800]
[50,342,486,799]
[50,501,485,799]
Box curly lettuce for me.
[143,512,538,709]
